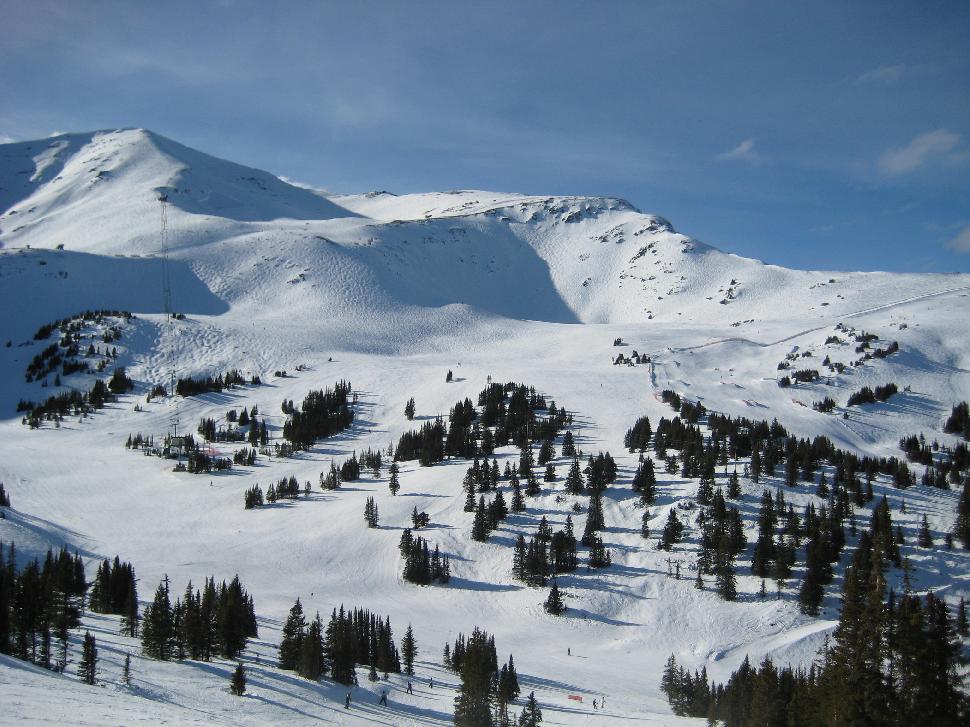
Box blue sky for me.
[2,1,968,272]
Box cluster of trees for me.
[471,492,510,542]
[661,522,969,726]
[20,376,120,427]
[631,457,657,505]
[32,309,133,343]
[363,496,379,528]
[400,529,451,585]
[395,419,446,466]
[448,628,532,726]
[89,557,138,636]
[512,516,579,586]
[26,311,132,384]
[243,484,264,509]
[266,475,307,501]
[847,382,898,407]
[181,448,232,474]
[279,601,403,684]
[813,396,837,413]
[282,381,354,449]
[945,401,970,440]
[0,543,86,671]
[141,574,257,661]
[174,369,251,397]
[624,415,653,453]
[694,488,746,600]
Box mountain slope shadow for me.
[356,215,580,323]
[0,248,228,339]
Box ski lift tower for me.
[157,192,180,456]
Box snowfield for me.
[0,129,967,725]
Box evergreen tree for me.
[454,627,499,727]
[278,598,306,670]
[141,577,175,660]
[640,509,651,540]
[404,397,416,421]
[298,612,325,680]
[564,457,584,495]
[230,662,246,695]
[388,462,401,496]
[472,497,490,542]
[78,631,97,685]
[122,653,131,686]
[401,624,417,675]
[543,580,565,615]
[660,509,683,551]
[918,514,934,548]
[953,477,970,549]
[518,692,543,726]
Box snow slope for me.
[0,130,968,726]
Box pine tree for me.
[543,580,565,615]
[454,628,499,727]
[956,597,969,637]
[564,457,584,495]
[298,612,324,680]
[122,652,131,686]
[230,662,246,695]
[518,692,543,726]
[954,478,970,549]
[640,509,651,540]
[918,514,934,547]
[472,497,490,542]
[278,598,306,670]
[401,624,417,675]
[404,397,416,421]
[388,462,401,496]
[141,577,175,660]
[78,631,97,685]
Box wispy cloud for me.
[857,64,906,84]
[946,224,970,253]
[715,138,764,165]
[0,133,16,144]
[878,129,962,174]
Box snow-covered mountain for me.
[1,129,968,725]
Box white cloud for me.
[0,134,16,144]
[857,64,906,84]
[946,224,970,253]
[879,129,961,174]
[715,138,763,165]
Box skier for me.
[379,691,388,706]
[567,647,570,656]
[429,677,434,689]
[406,681,413,694]
[345,692,352,709]
[593,699,598,710]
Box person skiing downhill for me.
[345,692,351,708]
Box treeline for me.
[141,574,257,661]
[278,601,402,684]
[661,521,969,725]
[282,380,354,449]
[0,543,86,670]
